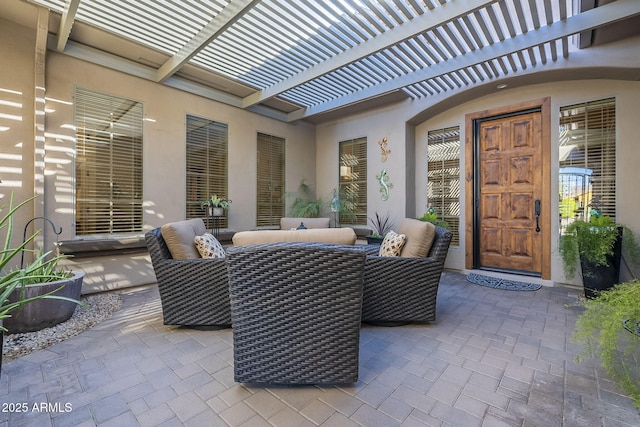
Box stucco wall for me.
[4,5,640,292]
[1,14,316,292]
[0,17,37,250]
[316,78,640,284]
[414,80,640,284]
[315,101,414,229]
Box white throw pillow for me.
[194,233,225,259]
[378,230,406,257]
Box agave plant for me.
[0,193,80,332]
[368,211,394,238]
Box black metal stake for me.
[20,217,63,269]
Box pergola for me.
[28,0,640,123]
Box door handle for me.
[535,199,541,232]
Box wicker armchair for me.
[362,225,452,324]
[226,242,366,384]
[145,227,231,327]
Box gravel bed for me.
[2,293,123,362]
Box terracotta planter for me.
[3,271,84,334]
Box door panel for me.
[478,112,542,274]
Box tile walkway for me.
[1,271,639,426]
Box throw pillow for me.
[194,233,226,259]
[378,230,406,257]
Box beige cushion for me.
[397,218,436,258]
[232,227,356,246]
[194,233,226,259]
[161,218,207,259]
[280,217,331,229]
[378,230,406,257]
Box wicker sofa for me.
[226,242,366,384]
[145,219,231,327]
[145,218,451,329]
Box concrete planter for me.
[3,271,84,334]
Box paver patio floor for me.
[1,271,638,426]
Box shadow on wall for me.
[60,253,156,294]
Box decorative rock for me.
[2,293,122,362]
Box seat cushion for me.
[194,233,226,259]
[378,230,406,256]
[397,218,436,258]
[232,228,356,246]
[161,218,207,259]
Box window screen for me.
[559,98,616,234]
[186,115,229,229]
[75,87,143,235]
[339,137,367,225]
[256,133,285,227]
[427,126,460,246]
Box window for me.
[427,127,460,246]
[256,133,285,227]
[186,115,229,229]
[75,87,143,235]
[339,137,367,225]
[559,98,616,234]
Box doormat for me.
[466,273,542,291]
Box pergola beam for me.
[56,0,80,52]
[156,0,260,82]
[242,0,499,108]
[288,0,640,121]
[48,37,290,122]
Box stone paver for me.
[2,271,639,426]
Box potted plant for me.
[559,213,640,299]
[330,187,357,227]
[573,279,640,406]
[201,195,231,217]
[286,180,324,218]
[417,207,450,229]
[1,193,83,372]
[367,211,393,244]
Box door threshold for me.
[463,269,554,287]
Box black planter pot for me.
[580,226,623,299]
[3,271,84,333]
[366,236,384,245]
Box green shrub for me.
[573,280,640,406]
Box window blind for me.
[256,133,285,227]
[559,98,616,233]
[75,87,143,235]
[186,115,229,229]
[339,137,367,225]
[427,127,460,246]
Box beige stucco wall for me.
[4,4,640,292]
[1,12,315,292]
[315,101,414,227]
[43,52,315,238]
[0,16,37,251]
[316,78,640,284]
[414,80,640,285]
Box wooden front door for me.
[477,111,543,274]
